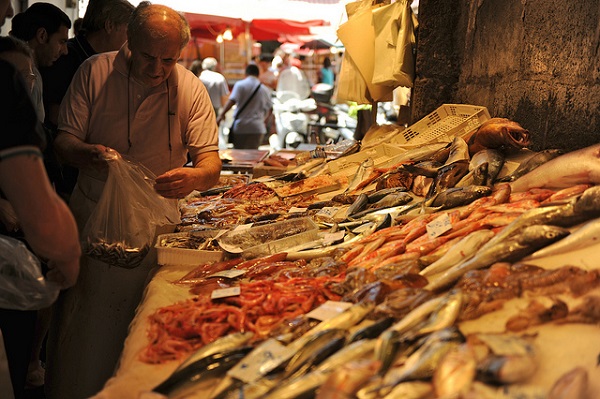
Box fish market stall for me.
[94,109,600,399]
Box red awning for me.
[184,12,328,41]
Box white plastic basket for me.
[391,104,490,145]
[155,231,224,266]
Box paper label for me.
[211,286,241,299]
[316,206,340,218]
[289,207,308,213]
[426,213,452,238]
[306,300,353,321]
[208,269,246,279]
[227,339,292,383]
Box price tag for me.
[211,286,241,299]
[208,269,246,279]
[426,213,452,238]
[321,231,345,246]
[316,206,339,218]
[227,339,292,383]
[306,300,353,321]
[289,207,307,213]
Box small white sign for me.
[316,206,340,218]
[426,213,453,238]
[306,300,353,321]
[208,269,246,279]
[211,286,241,299]
[227,339,292,383]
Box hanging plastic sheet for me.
[372,0,418,88]
[337,0,395,103]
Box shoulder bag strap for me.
[233,82,262,122]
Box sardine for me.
[420,229,495,277]
[497,149,563,182]
[510,144,600,192]
[426,224,570,291]
[528,216,600,259]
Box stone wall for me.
[412,0,600,151]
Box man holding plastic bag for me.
[47,3,221,398]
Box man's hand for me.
[154,167,198,199]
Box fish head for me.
[574,186,600,214]
[517,224,570,247]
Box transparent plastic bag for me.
[82,150,181,268]
[0,235,60,310]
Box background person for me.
[40,0,135,202]
[46,3,220,397]
[216,63,272,149]
[199,56,230,115]
[9,2,70,123]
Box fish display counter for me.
[93,116,600,399]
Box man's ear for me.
[104,19,114,33]
[35,27,48,44]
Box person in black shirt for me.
[40,0,134,201]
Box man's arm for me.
[0,147,81,288]
[154,150,221,199]
[53,131,110,170]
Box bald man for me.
[47,2,221,397]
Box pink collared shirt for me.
[58,44,218,177]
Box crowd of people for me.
[0,0,338,397]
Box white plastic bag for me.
[82,150,181,268]
[0,235,60,310]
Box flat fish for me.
[510,144,600,192]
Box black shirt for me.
[0,60,45,151]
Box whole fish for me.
[315,339,377,373]
[348,317,395,344]
[510,143,600,192]
[426,160,470,199]
[527,216,600,259]
[346,158,374,193]
[428,185,492,209]
[412,289,463,337]
[367,187,409,203]
[455,162,489,187]
[420,229,495,277]
[175,331,254,372]
[497,149,563,182]
[444,137,470,165]
[152,346,252,395]
[382,381,433,399]
[346,193,369,217]
[469,148,505,184]
[283,329,346,380]
[432,344,476,398]
[426,224,570,291]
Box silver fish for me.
[470,149,505,183]
[420,229,495,277]
[428,185,492,209]
[527,216,600,259]
[367,187,409,203]
[510,144,600,192]
[426,160,471,199]
[283,328,346,379]
[455,162,489,187]
[347,193,369,217]
[426,224,570,291]
[345,157,374,193]
[444,137,470,165]
[261,371,327,399]
[175,331,254,372]
[497,149,563,182]
[432,344,476,398]
[413,289,463,337]
[315,339,377,373]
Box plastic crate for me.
[327,142,406,177]
[156,231,224,266]
[391,104,490,146]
